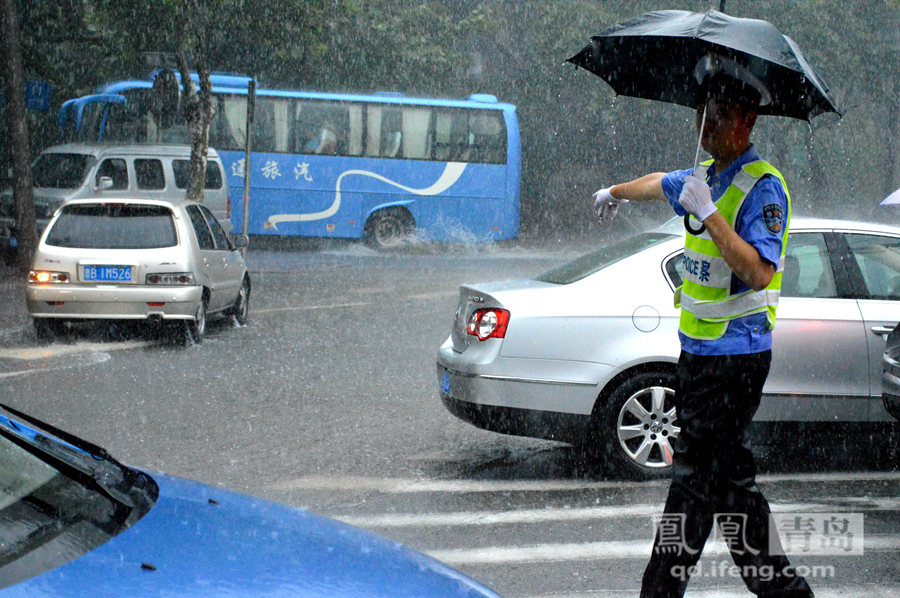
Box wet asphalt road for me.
[1,235,899,597]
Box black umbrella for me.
[567,9,839,121]
[567,9,839,233]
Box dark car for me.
[883,323,900,420]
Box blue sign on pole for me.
[0,80,51,111]
[24,80,51,111]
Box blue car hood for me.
[3,472,501,598]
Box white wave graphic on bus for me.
[266,162,467,229]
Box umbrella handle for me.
[692,103,707,175]
[685,103,708,236]
[684,214,706,235]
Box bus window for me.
[368,105,404,158]
[434,109,471,162]
[366,105,382,158]
[213,95,247,151]
[380,107,402,158]
[296,101,357,157]
[252,97,291,153]
[347,104,364,156]
[159,122,190,145]
[104,97,152,144]
[402,107,432,160]
[77,104,107,143]
[468,111,506,164]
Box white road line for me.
[254,302,370,314]
[266,472,900,494]
[0,350,113,378]
[427,534,900,566]
[407,290,458,300]
[0,341,152,360]
[336,497,900,529]
[267,476,667,493]
[339,505,664,528]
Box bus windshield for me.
[62,75,521,248]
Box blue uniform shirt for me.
[661,145,789,356]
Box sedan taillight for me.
[466,308,510,341]
[29,271,69,283]
[146,272,196,285]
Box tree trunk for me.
[175,0,213,203]
[1,0,37,272]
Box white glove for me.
[593,188,628,220]
[678,175,717,221]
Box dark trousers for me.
[639,351,814,598]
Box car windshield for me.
[31,153,96,189]
[535,232,679,285]
[0,422,156,589]
[45,204,178,249]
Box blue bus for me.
[60,72,521,248]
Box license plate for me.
[83,265,132,282]
[440,370,451,395]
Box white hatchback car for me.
[27,197,250,343]
[437,218,900,477]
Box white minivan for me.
[1,144,232,263]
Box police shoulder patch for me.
[762,203,784,234]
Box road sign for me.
[24,80,51,111]
[1,80,51,111]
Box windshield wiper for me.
[0,402,137,509]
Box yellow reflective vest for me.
[675,160,791,341]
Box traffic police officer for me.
[592,70,814,598]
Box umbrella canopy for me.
[567,9,839,121]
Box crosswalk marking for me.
[518,589,900,598]
[336,497,900,529]
[428,534,900,566]
[268,472,900,494]
[278,474,900,594]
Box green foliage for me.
[8,0,900,231]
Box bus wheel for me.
[364,208,414,249]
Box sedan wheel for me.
[33,318,61,342]
[184,298,208,344]
[601,370,679,477]
[230,277,250,325]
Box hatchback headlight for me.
[145,272,196,285]
[29,270,70,283]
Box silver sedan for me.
[437,218,900,476]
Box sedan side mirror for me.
[231,234,249,250]
[98,176,114,191]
